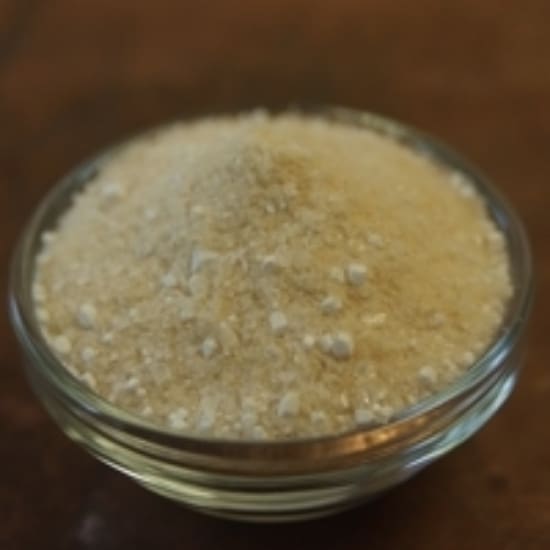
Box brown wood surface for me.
[1,1,549,548]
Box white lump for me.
[100,182,124,202]
[76,303,97,330]
[80,347,96,363]
[354,408,374,425]
[329,332,355,360]
[200,337,218,359]
[160,273,178,289]
[168,408,189,430]
[346,263,368,286]
[418,366,438,386]
[52,335,72,355]
[269,311,288,335]
[277,391,300,417]
[321,295,343,314]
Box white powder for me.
[34,112,513,440]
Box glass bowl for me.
[9,108,533,522]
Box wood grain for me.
[1,1,549,548]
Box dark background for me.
[1,1,549,548]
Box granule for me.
[354,408,374,425]
[277,391,300,417]
[328,332,355,360]
[345,263,368,286]
[168,408,189,430]
[368,233,385,248]
[32,283,46,302]
[362,313,387,328]
[418,366,438,387]
[76,303,97,330]
[329,267,346,283]
[79,372,97,390]
[100,182,125,204]
[302,334,316,349]
[320,295,343,314]
[52,335,72,355]
[160,273,178,289]
[251,425,268,440]
[179,302,195,322]
[260,255,280,273]
[319,334,335,354]
[36,308,50,324]
[200,337,218,358]
[310,410,328,425]
[33,112,513,440]
[80,347,96,363]
[269,311,288,335]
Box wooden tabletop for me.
[1,1,549,548]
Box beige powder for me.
[33,112,512,439]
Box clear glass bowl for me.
[9,108,533,522]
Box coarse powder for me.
[33,112,513,439]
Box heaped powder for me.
[33,112,513,439]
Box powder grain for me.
[34,112,512,439]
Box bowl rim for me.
[8,106,534,459]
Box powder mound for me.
[34,112,513,440]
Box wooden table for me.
[1,1,549,548]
